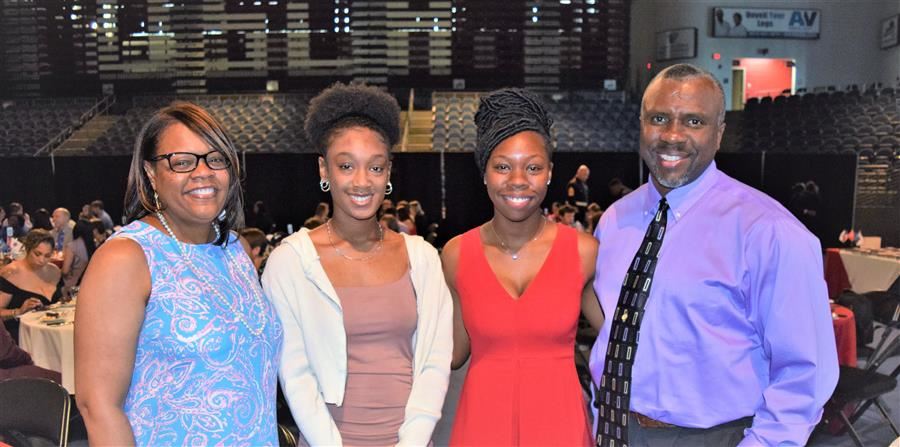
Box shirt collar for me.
[643,161,721,222]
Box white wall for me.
[630,0,900,110]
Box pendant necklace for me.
[488,218,546,261]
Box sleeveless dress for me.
[319,270,418,446]
[450,224,592,446]
[113,220,283,446]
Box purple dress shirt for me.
[590,162,839,446]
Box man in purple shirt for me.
[589,63,838,446]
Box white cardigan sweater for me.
[261,228,453,446]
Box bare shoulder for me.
[88,237,148,274]
[80,237,150,306]
[575,230,599,255]
[0,262,18,279]
[440,234,465,284]
[574,229,598,277]
[441,234,463,266]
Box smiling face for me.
[639,76,724,195]
[484,131,552,222]
[144,122,230,231]
[51,209,69,230]
[319,126,391,223]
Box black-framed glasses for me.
[147,151,231,173]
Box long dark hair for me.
[123,102,244,245]
[72,218,99,259]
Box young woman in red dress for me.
[442,88,604,446]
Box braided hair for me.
[305,82,401,156]
[474,88,554,175]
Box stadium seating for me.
[0,98,98,156]
[85,94,314,155]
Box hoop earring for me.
[319,179,331,192]
[153,191,163,212]
[385,182,393,196]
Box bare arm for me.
[0,292,43,319]
[441,236,470,369]
[0,267,44,317]
[75,238,150,446]
[577,232,603,330]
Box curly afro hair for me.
[304,82,401,155]
[474,88,554,176]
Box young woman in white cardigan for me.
[262,83,453,446]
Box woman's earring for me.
[385,182,393,196]
[153,191,162,211]
[546,179,551,186]
[319,179,330,192]
[217,209,226,222]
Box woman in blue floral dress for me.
[75,102,283,446]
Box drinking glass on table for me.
[63,286,79,304]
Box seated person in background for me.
[0,229,62,341]
[50,207,75,253]
[396,206,416,235]
[559,205,585,232]
[239,227,270,276]
[61,219,102,289]
[314,202,330,222]
[31,209,53,232]
[3,202,33,236]
[303,216,324,229]
[0,322,60,383]
[380,214,401,233]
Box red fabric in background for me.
[830,303,857,368]
[824,248,851,299]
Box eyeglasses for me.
[147,151,231,173]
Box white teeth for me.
[350,194,371,203]
[660,154,683,161]
[506,197,530,203]
[189,187,215,196]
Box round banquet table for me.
[18,303,76,394]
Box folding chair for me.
[0,377,71,447]
[822,302,900,446]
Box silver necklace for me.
[156,212,267,337]
[326,219,384,262]
[489,218,546,261]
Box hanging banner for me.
[881,15,899,49]
[712,7,821,39]
[655,28,697,61]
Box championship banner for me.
[712,7,820,39]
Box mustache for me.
[652,142,686,152]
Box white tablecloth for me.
[18,305,76,394]
[839,249,900,294]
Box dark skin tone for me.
[442,131,603,369]
[311,126,408,287]
[76,122,231,445]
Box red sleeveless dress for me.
[450,224,592,446]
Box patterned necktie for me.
[595,198,669,447]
